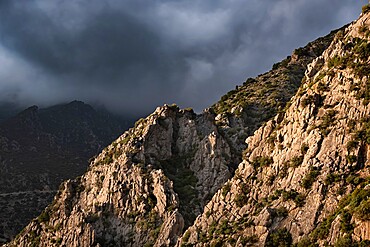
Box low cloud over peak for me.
[0,0,365,116]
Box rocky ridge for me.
[211,26,341,154]
[5,7,368,247]
[179,8,370,247]
[5,105,235,246]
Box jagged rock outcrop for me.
[179,8,370,247]
[0,101,130,243]
[5,105,235,246]
[211,26,340,154]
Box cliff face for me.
[179,9,370,247]
[7,7,370,247]
[211,26,340,155]
[6,105,234,246]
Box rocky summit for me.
[6,6,370,247]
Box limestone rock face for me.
[6,105,234,246]
[178,10,370,247]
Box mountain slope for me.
[211,26,341,155]
[179,8,370,246]
[0,101,131,243]
[4,105,235,246]
[5,8,364,247]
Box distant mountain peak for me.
[0,101,134,243]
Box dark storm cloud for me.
[0,0,366,115]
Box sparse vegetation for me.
[295,236,318,247]
[265,228,292,247]
[281,189,305,207]
[325,173,341,185]
[340,210,354,234]
[301,143,309,154]
[363,4,370,14]
[347,140,359,151]
[234,182,250,207]
[274,206,289,218]
[317,110,337,136]
[6,17,367,247]
[161,153,198,227]
[312,214,336,240]
[37,209,50,223]
[181,231,191,246]
[354,199,370,220]
[301,166,320,189]
[252,156,273,169]
[222,182,232,197]
[290,155,304,168]
[346,155,357,164]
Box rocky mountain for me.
[6,6,370,247]
[0,101,133,243]
[211,25,341,155]
[180,8,370,246]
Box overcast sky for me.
[0,0,366,116]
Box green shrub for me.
[295,237,318,247]
[234,182,250,207]
[266,174,276,185]
[318,110,337,136]
[275,206,289,218]
[301,95,315,107]
[282,190,298,201]
[340,210,354,234]
[252,156,273,169]
[317,82,329,92]
[362,4,370,14]
[294,47,309,57]
[102,153,113,164]
[215,219,232,235]
[328,55,345,69]
[265,228,292,247]
[354,199,370,220]
[338,186,370,210]
[222,182,231,197]
[359,25,370,37]
[358,240,370,247]
[301,143,309,154]
[334,236,353,247]
[234,193,249,208]
[37,209,50,223]
[346,155,357,164]
[325,173,340,185]
[290,155,304,168]
[346,174,363,186]
[312,215,335,240]
[346,140,359,151]
[182,231,191,244]
[280,189,305,207]
[301,166,320,189]
[239,235,259,245]
[294,194,306,207]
